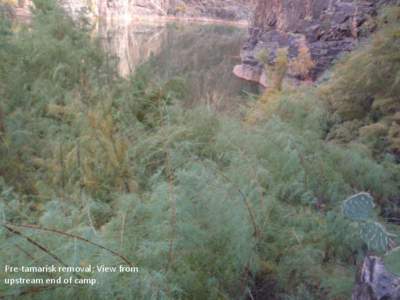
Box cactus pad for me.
[384,247,400,276]
[360,221,391,252]
[342,192,375,221]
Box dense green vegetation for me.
[0,1,399,299]
[322,7,400,161]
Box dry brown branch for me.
[3,224,67,267]
[4,223,134,267]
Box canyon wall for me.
[60,0,253,22]
[234,0,396,86]
[170,0,254,21]
[2,0,253,24]
[1,0,34,22]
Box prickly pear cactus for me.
[342,192,395,253]
[342,192,374,221]
[384,247,400,276]
[360,221,391,252]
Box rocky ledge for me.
[234,0,397,87]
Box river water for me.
[97,20,260,112]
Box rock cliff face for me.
[60,0,253,22]
[234,0,394,86]
[96,0,170,20]
[171,0,253,21]
[1,0,34,22]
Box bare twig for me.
[14,243,36,260]
[215,171,260,239]
[119,212,126,252]
[4,223,134,267]
[3,224,67,267]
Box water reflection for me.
[98,20,168,76]
[98,20,260,111]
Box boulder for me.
[352,256,400,300]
